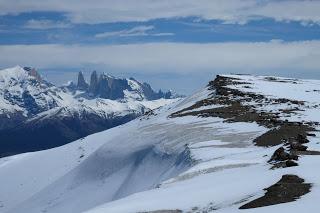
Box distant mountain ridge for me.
[73,70,177,100]
[0,66,180,157]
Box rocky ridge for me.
[75,71,176,100]
[171,74,320,209]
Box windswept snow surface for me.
[1,74,320,212]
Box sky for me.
[0,0,320,94]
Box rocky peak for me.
[72,70,180,100]
[89,71,99,95]
[77,71,88,91]
[97,74,111,98]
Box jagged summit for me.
[77,71,88,90]
[74,70,179,100]
[0,66,48,86]
[89,70,99,95]
[0,66,34,82]
[0,66,58,116]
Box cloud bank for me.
[1,0,320,25]
[0,40,319,74]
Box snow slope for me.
[1,74,320,213]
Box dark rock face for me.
[22,90,41,115]
[88,73,130,99]
[89,71,99,95]
[77,71,88,90]
[141,82,158,100]
[104,75,130,99]
[239,175,311,209]
[97,75,111,98]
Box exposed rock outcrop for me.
[23,67,43,82]
[239,175,311,209]
[89,71,99,95]
[77,71,88,90]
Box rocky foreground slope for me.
[0,66,178,157]
[0,74,320,212]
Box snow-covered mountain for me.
[1,74,320,212]
[0,66,179,157]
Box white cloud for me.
[1,0,320,25]
[152,33,175,36]
[0,41,319,74]
[24,19,71,29]
[95,25,154,38]
[95,25,173,38]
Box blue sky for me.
[0,0,320,94]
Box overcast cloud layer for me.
[1,0,320,24]
[1,41,319,73]
[1,1,320,93]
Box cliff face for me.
[77,71,88,90]
[89,71,99,95]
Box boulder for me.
[297,134,309,144]
[269,147,298,162]
[290,142,308,151]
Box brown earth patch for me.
[239,175,311,209]
[254,124,315,147]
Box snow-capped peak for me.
[0,66,29,83]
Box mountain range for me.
[0,66,180,157]
[1,73,320,212]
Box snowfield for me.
[1,74,320,212]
